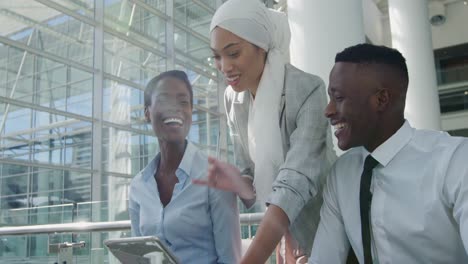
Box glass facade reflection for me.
[0,0,234,262]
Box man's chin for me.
[337,141,351,151]
[164,137,186,145]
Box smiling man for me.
[309,44,468,264]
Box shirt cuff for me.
[266,185,305,225]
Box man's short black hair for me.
[335,43,409,85]
[144,70,193,108]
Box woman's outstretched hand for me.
[192,156,255,200]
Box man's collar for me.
[365,120,414,167]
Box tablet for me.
[104,236,179,264]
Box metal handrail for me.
[0,213,264,236]
[240,212,264,225]
[0,221,130,236]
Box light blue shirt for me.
[310,121,468,263]
[129,142,241,264]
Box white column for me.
[388,0,441,130]
[288,0,366,86]
[288,0,366,156]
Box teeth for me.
[226,76,239,82]
[334,123,346,130]
[163,118,183,125]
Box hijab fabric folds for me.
[211,0,291,203]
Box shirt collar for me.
[178,141,196,178]
[365,120,414,167]
[142,140,196,182]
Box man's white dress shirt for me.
[310,121,468,263]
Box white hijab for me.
[211,0,291,203]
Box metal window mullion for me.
[12,76,92,104]
[214,0,228,161]
[4,137,90,160]
[173,22,210,45]
[129,0,170,20]
[0,62,88,88]
[1,89,219,129]
[2,119,81,139]
[100,120,153,136]
[103,72,144,90]
[103,31,213,79]
[1,128,93,152]
[192,0,215,14]
[35,0,97,27]
[0,32,34,135]
[29,39,40,230]
[174,57,213,79]
[0,36,97,75]
[166,0,175,70]
[217,77,228,161]
[0,158,95,175]
[0,9,88,47]
[131,0,209,45]
[0,96,94,123]
[89,0,105,255]
[103,26,167,59]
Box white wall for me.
[431,1,468,49]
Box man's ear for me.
[375,88,390,112]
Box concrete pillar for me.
[388,0,441,130]
[288,0,366,155]
[288,0,366,86]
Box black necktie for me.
[360,155,379,264]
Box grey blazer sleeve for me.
[267,67,333,226]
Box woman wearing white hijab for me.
[194,0,335,263]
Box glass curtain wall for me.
[0,0,228,262]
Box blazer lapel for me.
[279,91,286,128]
